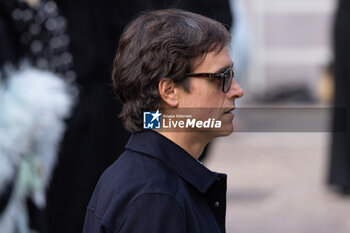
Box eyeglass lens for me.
[223,69,233,93]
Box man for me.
[47,1,232,231]
[83,9,243,233]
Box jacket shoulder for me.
[86,150,187,230]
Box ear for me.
[158,79,179,107]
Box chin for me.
[223,126,234,136]
[215,123,234,138]
[220,116,234,133]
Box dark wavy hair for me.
[112,9,231,132]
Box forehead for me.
[192,47,233,73]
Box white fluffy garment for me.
[0,65,74,233]
[0,65,74,200]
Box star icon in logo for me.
[150,109,161,122]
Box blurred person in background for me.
[229,0,251,85]
[0,0,74,232]
[46,1,233,233]
[329,0,350,195]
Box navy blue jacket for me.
[82,130,227,233]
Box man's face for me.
[176,46,244,137]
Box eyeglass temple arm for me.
[185,73,217,78]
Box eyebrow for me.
[214,63,234,73]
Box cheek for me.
[193,94,219,108]
[182,80,224,108]
[202,91,225,108]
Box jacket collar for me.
[125,130,226,194]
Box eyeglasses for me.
[185,67,234,93]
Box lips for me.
[224,107,235,114]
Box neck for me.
[155,131,210,160]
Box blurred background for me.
[235,0,335,103]
[1,0,350,232]
[206,0,350,233]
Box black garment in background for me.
[46,1,232,233]
[0,15,17,69]
[0,0,73,77]
[156,0,232,30]
[329,0,350,192]
[1,0,73,232]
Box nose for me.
[226,79,244,99]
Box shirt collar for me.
[125,130,226,194]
